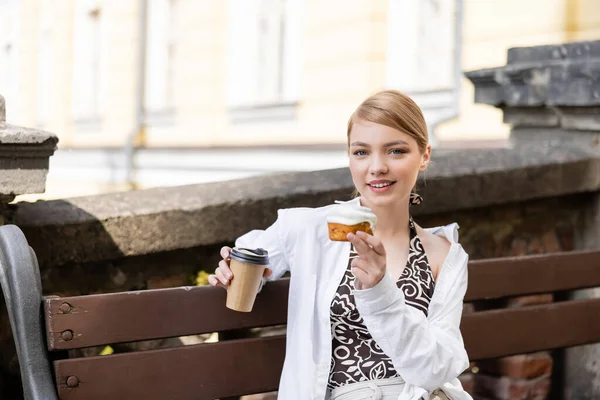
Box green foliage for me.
[195,270,210,286]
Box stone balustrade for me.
[7,146,600,272]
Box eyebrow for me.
[350,140,409,147]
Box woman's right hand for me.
[208,246,234,289]
[208,246,274,289]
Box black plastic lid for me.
[230,247,270,266]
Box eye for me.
[353,150,367,156]
[390,148,406,155]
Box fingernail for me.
[347,233,354,240]
[226,273,232,279]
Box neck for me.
[360,197,410,239]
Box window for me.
[0,0,20,120]
[144,0,176,118]
[257,0,285,103]
[386,0,461,137]
[72,0,104,123]
[227,0,302,121]
[36,0,53,126]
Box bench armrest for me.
[0,225,57,400]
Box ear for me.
[420,144,431,171]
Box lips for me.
[367,180,396,188]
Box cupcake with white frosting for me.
[326,201,377,241]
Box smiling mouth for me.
[368,181,396,188]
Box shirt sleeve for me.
[235,209,292,288]
[353,247,470,392]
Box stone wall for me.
[420,194,587,260]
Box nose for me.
[369,155,388,176]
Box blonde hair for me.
[348,90,429,198]
[347,90,429,153]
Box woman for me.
[208,90,472,400]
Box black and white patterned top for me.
[328,217,435,389]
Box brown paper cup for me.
[226,252,267,312]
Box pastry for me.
[326,202,377,241]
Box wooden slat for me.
[44,279,289,351]
[52,299,600,399]
[45,250,600,350]
[462,297,600,360]
[465,249,600,301]
[54,335,286,400]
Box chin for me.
[371,198,395,208]
[360,193,393,208]
[361,190,408,209]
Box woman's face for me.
[348,119,430,210]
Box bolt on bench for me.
[0,225,599,399]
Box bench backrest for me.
[47,282,289,400]
[1,225,600,400]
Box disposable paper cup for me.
[226,247,269,312]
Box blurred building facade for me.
[1,0,599,199]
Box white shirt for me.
[236,198,473,400]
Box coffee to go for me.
[226,247,270,312]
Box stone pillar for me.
[466,40,600,146]
[466,40,600,400]
[0,95,58,222]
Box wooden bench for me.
[0,224,599,399]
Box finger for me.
[351,257,371,276]
[350,261,370,289]
[347,233,371,256]
[220,246,232,260]
[208,274,225,288]
[218,260,233,279]
[355,231,386,255]
[215,267,231,286]
[263,267,272,278]
[351,258,386,290]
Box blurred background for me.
[1,0,599,200]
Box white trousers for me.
[327,378,450,400]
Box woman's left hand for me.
[347,231,387,290]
